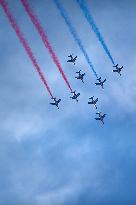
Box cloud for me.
[0,0,136,205]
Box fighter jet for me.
[50,97,61,109]
[113,64,123,76]
[67,54,77,65]
[70,90,80,102]
[75,70,85,83]
[95,77,106,89]
[95,112,106,124]
[88,96,98,109]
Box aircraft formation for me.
[0,0,123,125]
[50,54,123,125]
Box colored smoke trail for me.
[21,0,73,93]
[0,0,53,98]
[54,0,98,79]
[77,0,115,65]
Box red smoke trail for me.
[0,0,53,98]
[21,0,73,93]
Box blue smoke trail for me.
[77,0,115,65]
[53,0,98,79]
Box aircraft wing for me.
[88,102,93,104]
[95,118,100,120]
[102,114,106,118]
[113,64,118,67]
[95,98,98,103]
[58,99,61,103]
[103,79,106,83]
[76,93,80,97]
[50,103,55,105]
[67,60,72,62]
[95,83,100,85]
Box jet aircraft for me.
[50,97,61,109]
[75,70,85,83]
[113,64,123,76]
[70,91,80,102]
[67,54,77,65]
[88,96,98,109]
[95,77,106,89]
[95,112,106,124]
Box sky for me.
[0,0,136,204]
